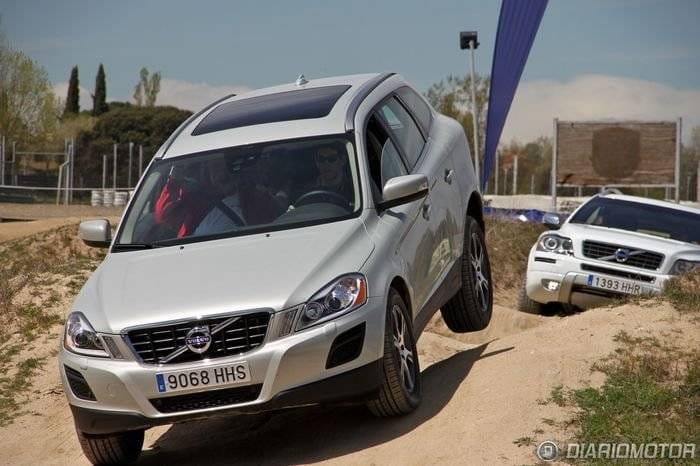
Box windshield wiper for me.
[112,243,162,251]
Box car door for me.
[374,96,453,314]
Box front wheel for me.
[367,289,421,417]
[77,428,144,465]
[441,216,493,332]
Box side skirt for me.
[413,257,463,337]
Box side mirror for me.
[79,219,111,248]
[378,174,429,210]
[542,213,561,230]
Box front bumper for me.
[525,253,670,308]
[60,297,385,434]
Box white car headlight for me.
[64,312,109,358]
[536,234,573,256]
[670,259,700,275]
[297,274,368,331]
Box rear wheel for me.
[76,428,144,465]
[367,289,421,417]
[441,216,493,332]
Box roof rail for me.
[344,72,395,131]
[159,93,237,158]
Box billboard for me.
[555,120,678,186]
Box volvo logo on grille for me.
[614,248,631,263]
[185,326,211,354]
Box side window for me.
[377,97,425,169]
[365,114,407,197]
[396,86,433,135]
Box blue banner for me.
[482,0,548,190]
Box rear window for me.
[192,85,351,135]
[396,86,433,135]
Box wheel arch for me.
[466,191,484,231]
[389,276,412,318]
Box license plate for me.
[587,274,643,295]
[155,362,251,394]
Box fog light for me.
[542,279,560,291]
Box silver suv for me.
[61,73,492,464]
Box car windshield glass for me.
[116,135,360,247]
[569,197,700,245]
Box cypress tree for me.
[93,63,108,116]
[63,66,80,117]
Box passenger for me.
[194,156,246,235]
[153,165,209,239]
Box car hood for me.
[74,219,374,333]
[559,223,700,266]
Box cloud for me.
[52,82,93,111]
[155,79,252,111]
[501,75,700,144]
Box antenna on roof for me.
[296,74,308,86]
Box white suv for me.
[519,193,700,313]
[60,73,492,464]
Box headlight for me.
[64,312,109,358]
[670,259,700,275]
[536,234,573,256]
[296,274,367,331]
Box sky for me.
[3,0,700,143]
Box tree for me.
[425,74,490,161]
[133,67,161,107]
[92,63,108,116]
[75,104,191,187]
[63,66,80,117]
[0,26,59,147]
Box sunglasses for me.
[316,153,340,164]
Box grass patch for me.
[0,357,46,426]
[554,330,699,464]
[485,217,545,298]
[663,270,700,314]
[0,223,105,425]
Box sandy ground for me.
[1,302,696,466]
[1,217,697,465]
[0,202,123,221]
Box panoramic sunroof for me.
[192,85,351,136]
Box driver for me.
[194,156,246,235]
[309,143,352,203]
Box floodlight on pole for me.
[460,31,481,187]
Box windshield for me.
[569,197,700,245]
[116,135,360,247]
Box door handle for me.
[444,168,454,184]
[422,203,431,220]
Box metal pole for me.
[494,150,499,195]
[696,160,700,203]
[0,135,4,186]
[675,117,682,203]
[686,176,691,201]
[128,142,134,188]
[468,40,480,188]
[551,118,558,212]
[138,145,143,178]
[113,144,117,190]
[530,174,535,194]
[12,142,16,185]
[102,154,107,190]
[512,155,518,195]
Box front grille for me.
[126,312,270,365]
[581,264,655,283]
[582,240,663,270]
[150,384,262,413]
[64,365,96,401]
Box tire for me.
[517,281,544,314]
[367,288,421,417]
[441,216,493,332]
[76,428,144,465]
